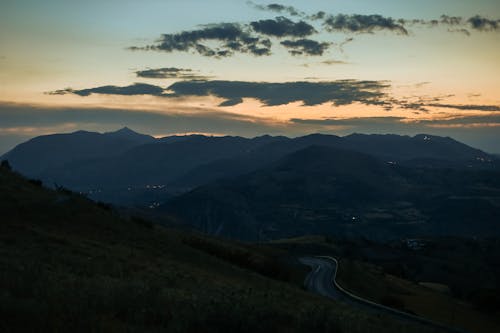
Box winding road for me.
[299,256,468,333]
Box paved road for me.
[299,256,468,333]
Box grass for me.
[336,259,500,333]
[0,166,443,332]
[270,235,500,333]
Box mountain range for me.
[3,128,496,193]
[3,128,499,241]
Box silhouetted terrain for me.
[2,130,499,332]
[0,162,445,333]
[2,127,155,176]
[161,145,500,240]
[2,129,497,207]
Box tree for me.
[1,160,12,171]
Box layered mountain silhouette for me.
[2,128,499,241]
[2,128,495,196]
[2,127,155,177]
[160,144,500,240]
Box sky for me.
[1,0,499,154]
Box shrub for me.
[131,216,154,229]
[96,201,113,211]
[29,179,43,187]
[1,160,12,171]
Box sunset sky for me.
[1,0,499,154]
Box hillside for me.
[160,145,500,241]
[0,162,446,332]
[272,236,500,333]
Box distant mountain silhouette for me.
[161,145,406,239]
[2,127,154,177]
[160,144,500,241]
[2,130,497,205]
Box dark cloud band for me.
[323,14,408,35]
[250,16,316,37]
[280,39,330,56]
[50,80,390,108]
[135,67,212,80]
[48,83,165,97]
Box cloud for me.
[408,14,499,33]
[250,16,316,37]
[54,80,390,108]
[291,114,500,130]
[467,15,499,31]
[428,103,500,112]
[249,1,303,17]
[309,11,326,21]
[427,115,500,125]
[165,80,389,107]
[280,39,330,56]
[48,83,165,97]
[447,28,471,36]
[128,6,500,60]
[291,116,406,126]
[318,12,498,37]
[135,67,212,80]
[0,102,286,141]
[439,15,464,26]
[321,59,349,65]
[323,14,408,35]
[129,23,272,57]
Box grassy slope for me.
[270,236,500,333]
[336,260,500,333]
[0,167,442,333]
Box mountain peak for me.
[113,127,137,134]
[104,127,156,144]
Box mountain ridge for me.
[2,129,497,205]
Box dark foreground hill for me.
[0,164,445,332]
[160,145,500,241]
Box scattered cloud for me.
[48,83,165,97]
[250,16,316,37]
[407,14,499,34]
[448,28,471,37]
[248,1,303,17]
[280,39,330,56]
[291,114,500,129]
[321,59,349,65]
[337,37,354,52]
[309,11,326,21]
[323,14,408,35]
[128,3,500,59]
[413,82,430,88]
[135,67,212,80]
[467,15,499,31]
[428,103,500,112]
[439,15,464,26]
[129,23,272,57]
[291,116,407,126]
